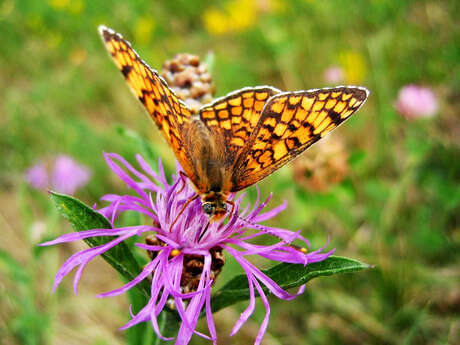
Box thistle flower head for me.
[41,152,333,345]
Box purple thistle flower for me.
[25,155,90,195]
[41,152,333,345]
[394,84,438,120]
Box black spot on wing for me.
[121,65,133,77]
[329,110,342,125]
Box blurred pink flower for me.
[25,155,90,195]
[323,66,344,84]
[394,85,438,120]
[25,162,49,190]
[51,155,91,194]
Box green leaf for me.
[152,311,181,345]
[211,256,371,313]
[49,192,150,297]
[126,286,149,345]
[203,51,215,75]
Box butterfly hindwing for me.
[199,86,280,165]
[231,86,369,191]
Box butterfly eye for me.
[221,203,227,211]
[202,203,214,215]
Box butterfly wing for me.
[231,86,369,191]
[199,86,280,166]
[99,26,198,184]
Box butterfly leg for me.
[198,221,211,242]
[176,171,189,195]
[226,199,236,219]
[169,193,199,232]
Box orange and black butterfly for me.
[99,26,369,222]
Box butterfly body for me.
[184,119,228,191]
[183,119,231,221]
[99,26,369,222]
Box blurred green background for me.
[1,0,459,344]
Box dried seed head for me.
[293,136,349,192]
[161,53,215,113]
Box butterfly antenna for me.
[169,193,199,232]
[176,171,189,195]
[225,198,289,244]
[235,215,308,253]
[198,221,211,243]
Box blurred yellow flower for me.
[134,17,155,44]
[49,0,69,10]
[228,0,257,31]
[339,51,367,84]
[49,0,84,14]
[203,8,229,35]
[203,0,258,35]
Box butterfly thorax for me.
[201,190,229,221]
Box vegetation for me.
[1,1,459,344]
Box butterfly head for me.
[201,192,228,222]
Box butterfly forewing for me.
[231,86,369,191]
[199,86,280,165]
[99,26,198,184]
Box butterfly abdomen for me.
[182,119,229,194]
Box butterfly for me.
[99,26,369,223]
